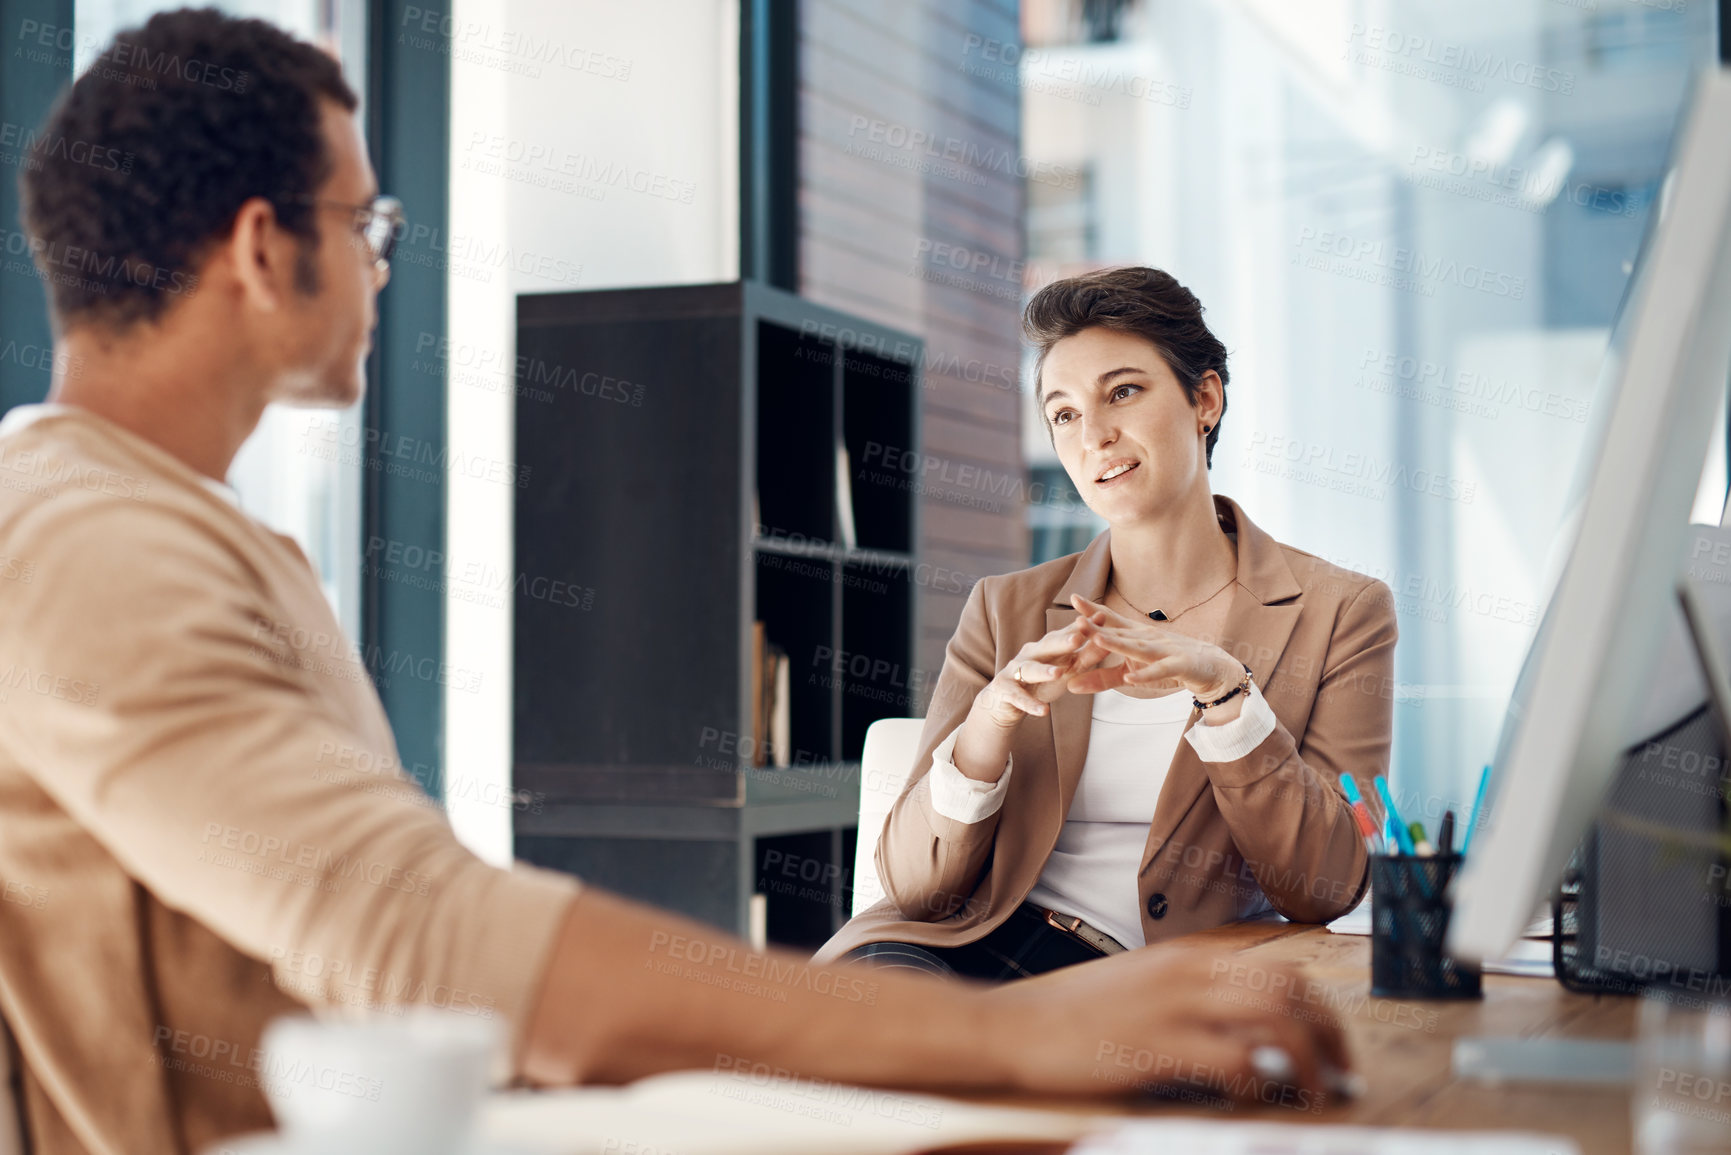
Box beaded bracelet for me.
[1193,662,1253,712]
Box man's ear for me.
[225,196,290,314]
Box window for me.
[73,0,367,637]
[1018,0,1723,815]
[1029,463,1103,563]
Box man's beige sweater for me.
[0,405,579,1154]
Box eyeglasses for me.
[286,194,405,268]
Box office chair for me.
[851,718,926,917]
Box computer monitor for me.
[1448,67,1731,963]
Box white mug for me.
[259,1009,500,1155]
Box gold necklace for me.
[1112,573,1236,622]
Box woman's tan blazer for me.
[815,495,1396,964]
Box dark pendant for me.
[1149,609,1168,621]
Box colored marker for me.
[1348,807,1383,857]
[1461,765,1491,857]
[1438,810,1456,855]
[1409,822,1435,856]
[1340,772,1367,809]
[1346,798,1383,856]
[1374,776,1417,856]
[1339,774,1385,854]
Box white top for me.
[926,680,1278,949]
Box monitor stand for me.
[1673,575,1731,757]
[1454,579,1731,1086]
[1674,576,1731,985]
[1452,1037,1633,1085]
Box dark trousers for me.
[836,901,1107,981]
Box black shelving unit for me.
[512,281,921,946]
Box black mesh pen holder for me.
[1370,854,1482,999]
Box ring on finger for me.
[1250,1044,1296,1083]
[1012,662,1028,684]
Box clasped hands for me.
[975,594,1245,730]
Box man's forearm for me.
[520,887,1014,1091]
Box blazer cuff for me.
[1185,680,1278,763]
[926,725,1013,824]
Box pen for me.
[1438,810,1456,855]
[1462,765,1491,857]
[1339,774,1385,854]
[1374,776,1417,856]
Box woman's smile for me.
[1094,458,1141,488]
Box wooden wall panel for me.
[799,0,1028,716]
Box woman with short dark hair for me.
[818,266,1397,979]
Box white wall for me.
[445,0,739,863]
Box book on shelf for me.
[751,621,766,768]
[751,621,790,768]
[834,441,856,551]
[770,650,790,769]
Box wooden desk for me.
[481,920,1635,1155]
[1002,919,1634,1155]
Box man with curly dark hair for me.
[0,9,1350,1154]
[18,6,382,416]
